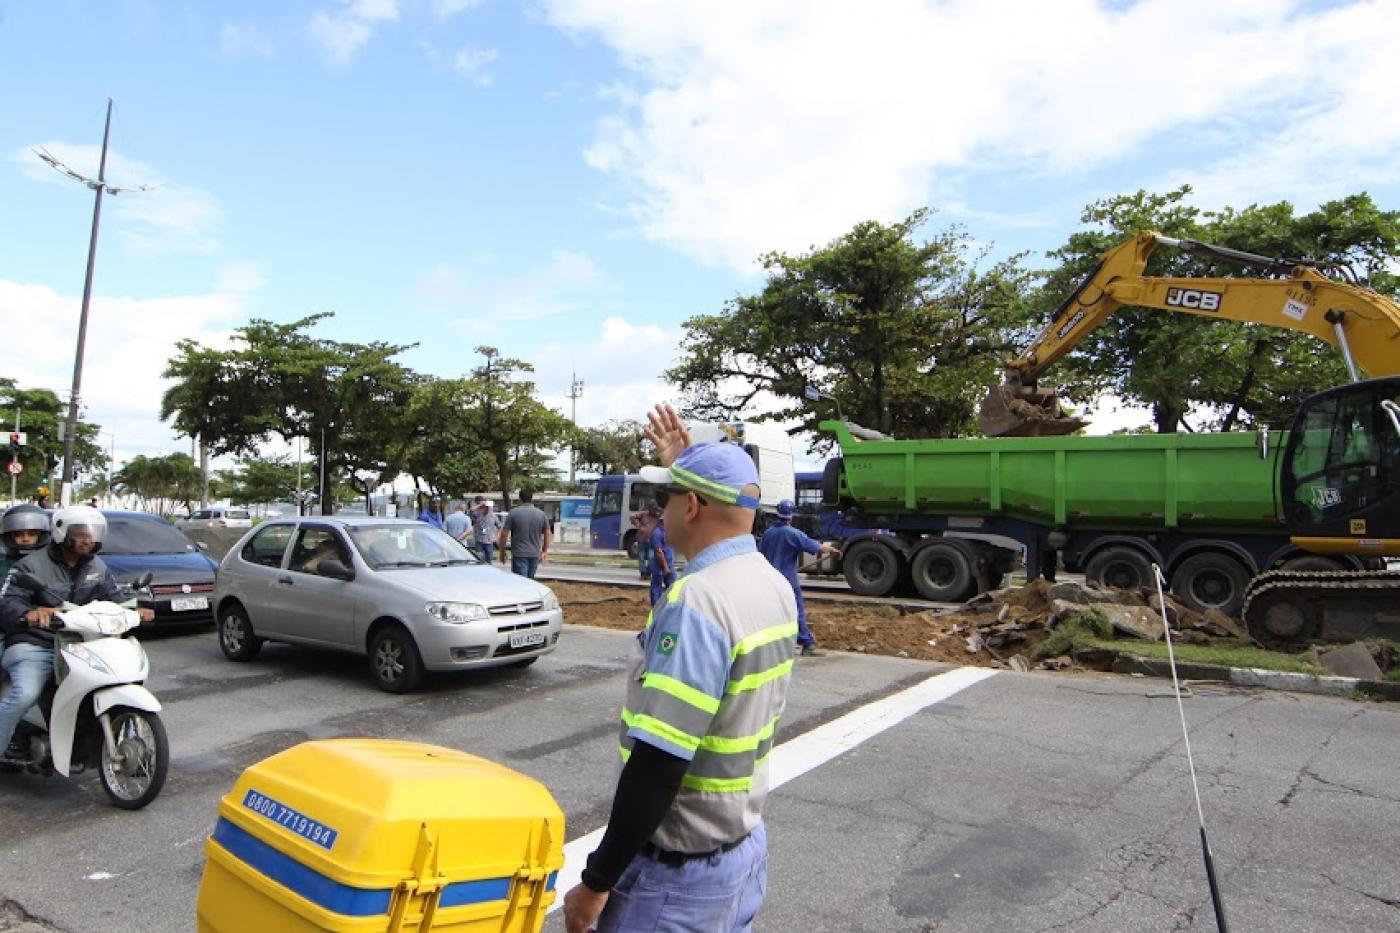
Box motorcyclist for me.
[0,506,153,759]
[0,504,49,580]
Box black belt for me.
[640,832,750,867]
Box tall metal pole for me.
[59,98,114,506]
[9,407,20,505]
[568,371,584,486]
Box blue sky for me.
[2,0,1398,471]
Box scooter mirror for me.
[132,572,154,590]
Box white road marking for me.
[549,664,998,910]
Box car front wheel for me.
[218,604,263,662]
[369,625,425,693]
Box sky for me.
[2,0,1399,480]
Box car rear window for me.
[226,510,251,519]
[105,518,198,555]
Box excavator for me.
[981,230,1400,646]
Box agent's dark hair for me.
[519,489,535,502]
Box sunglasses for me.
[654,485,708,508]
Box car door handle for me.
[278,576,294,586]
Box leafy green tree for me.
[113,453,205,516]
[0,380,106,500]
[1038,188,1400,432]
[220,456,306,512]
[575,420,649,476]
[668,209,1039,441]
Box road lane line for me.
[550,664,998,909]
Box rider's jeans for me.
[0,643,54,753]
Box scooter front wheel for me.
[99,707,169,810]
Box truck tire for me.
[821,457,844,507]
[911,541,976,602]
[1084,545,1152,592]
[1171,552,1251,617]
[843,538,902,597]
[623,530,638,560]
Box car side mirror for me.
[318,559,355,582]
[195,541,210,552]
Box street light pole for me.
[568,371,584,486]
[37,99,153,505]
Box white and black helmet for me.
[1,503,50,552]
[50,505,107,551]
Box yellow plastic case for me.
[197,739,564,932]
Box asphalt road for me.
[1,623,1397,932]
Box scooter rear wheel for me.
[99,707,169,810]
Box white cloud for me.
[219,22,275,59]
[433,0,486,17]
[417,250,612,324]
[215,261,267,294]
[0,279,245,463]
[309,0,401,67]
[532,316,683,426]
[17,143,222,255]
[453,47,500,87]
[541,0,1400,270]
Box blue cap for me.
[776,499,795,518]
[640,443,761,509]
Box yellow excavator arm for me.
[981,230,1400,436]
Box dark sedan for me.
[100,510,220,625]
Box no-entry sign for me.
[7,460,23,475]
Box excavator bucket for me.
[978,380,1087,437]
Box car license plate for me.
[509,631,546,649]
[170,597,209,612]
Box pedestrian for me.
[34,487,50,510]
[417,494,445,530]
[470,497,500,563]
[647,516,676,606]
[759,499,840,657]
[443,501,472,543]
[563,403,798,933]
[629,506,659,578]
[497,490,551,579]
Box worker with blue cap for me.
[759,499,840,657]
[565,403,798,933]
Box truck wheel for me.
[911,542,975,602]
[1171,552,1251,616]
[820,458,845,506]
[842,539,902,597]
[1084,546,1152,592]
[624,531,638,560]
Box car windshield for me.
[347,524,481,569]
[104,517,199,555]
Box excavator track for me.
[1241,569,1400,647]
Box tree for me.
[220,456,304,512]
[113,453,205,516]
[575,420,650,476]
[0,379,106,500]
[1038,188,1400,432]
[667,210,1040,442]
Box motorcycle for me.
[1,572,169,809]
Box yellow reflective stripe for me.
[666,576,691,604]
[670,465,740,504]
[643,609,654,632]
[697,715,779,755]
[681,773,752,793]
[727,659,794,695]
[643,673,721,715]
[731,621,799,659]
[621,708,701,752]
[619,745,631,763]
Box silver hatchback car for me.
[213,516,563,692]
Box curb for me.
[1111,655,1400,701]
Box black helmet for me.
[2,503,50,552]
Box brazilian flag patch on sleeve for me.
[658,632,678,655]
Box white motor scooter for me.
[2,572,169,809]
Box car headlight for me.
[425,602,490,623]
[540,590,560,611]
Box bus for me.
[589,421,797,556]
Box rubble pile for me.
[933,578,1247,672]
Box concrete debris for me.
[1008,655,1030,673]
[1194,609,1247,640]
[1099,604,1166,642]
[1318,642,1384,680]
[965,633,985,653]
[1049,581,1135,606]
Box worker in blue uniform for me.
[648,518,676,605]
[758,500,840,657]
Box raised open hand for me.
[643,403,692,467]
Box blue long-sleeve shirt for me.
[758,521,822,581]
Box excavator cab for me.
[1280,376,1400,546]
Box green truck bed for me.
[822,420,1285,534]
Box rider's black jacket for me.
[0,543,121,649]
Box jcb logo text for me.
[1165,288,1223,312]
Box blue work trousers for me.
[512,556,540,579]
[474,542,494,564]
[597,823,768,932]
[649,570,677,606]
[784,574,813,647]
[0,643,54,753]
